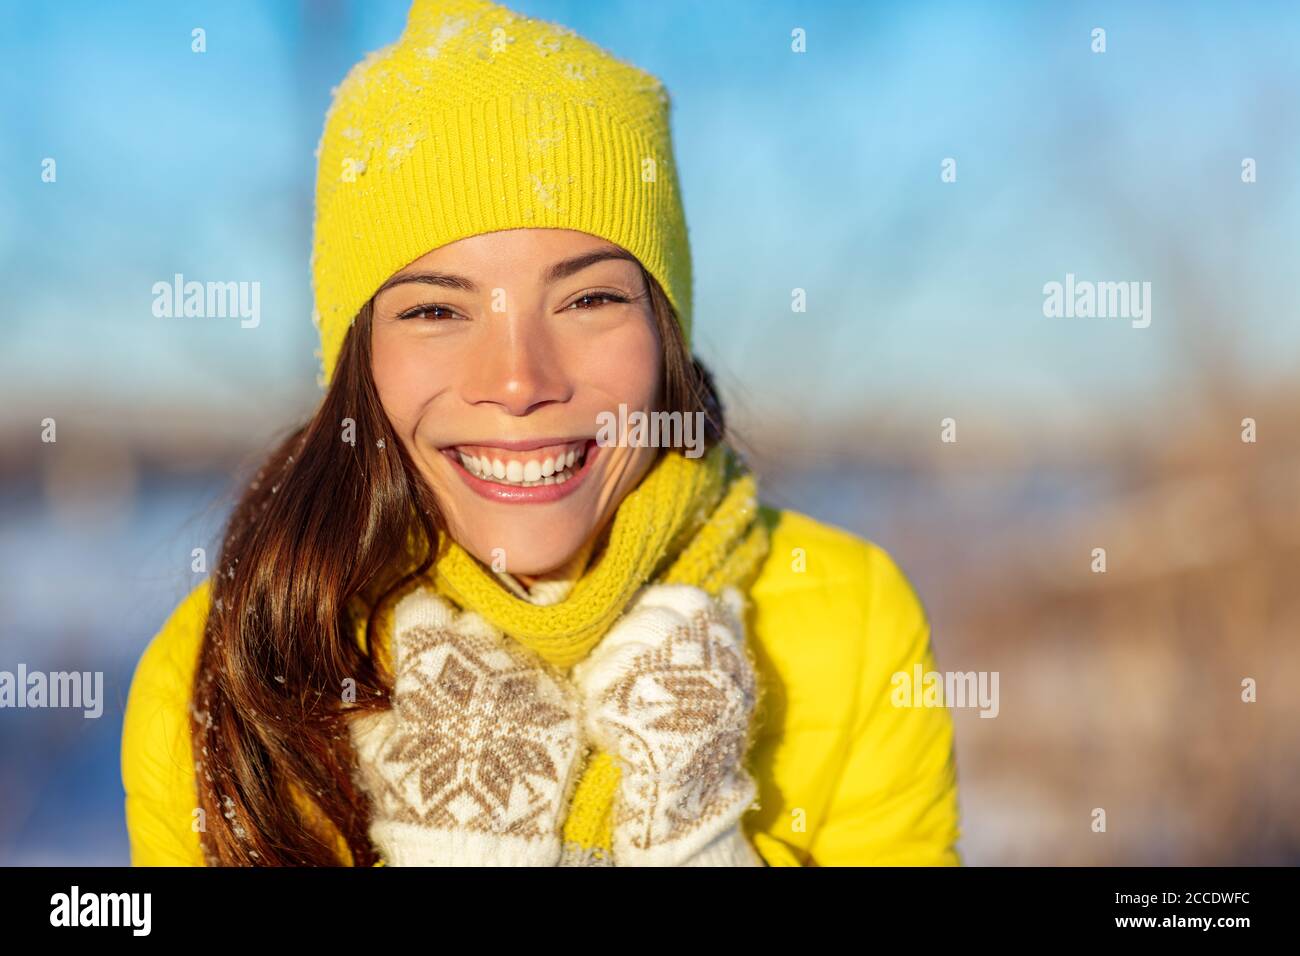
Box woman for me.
[121,0,961,867]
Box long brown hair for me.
[191,267,729,865]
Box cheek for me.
[370,332,447,434]
[572,318,661,405]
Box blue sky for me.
[2,0,1297,428]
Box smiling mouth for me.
[443,438,593,488]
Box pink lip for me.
[450,435,588,452]
[443,439,600,504]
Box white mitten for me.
[350,587,585,866]
[570,584,764,866]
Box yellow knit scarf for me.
[358,442,771,864]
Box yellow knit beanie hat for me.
[310,0,693,386]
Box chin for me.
[457,511,596,578]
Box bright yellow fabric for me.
[311,0,693,386]
[123,507,962,866]
[120,577,212,866]
[745,510,963,866]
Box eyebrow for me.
[542,248,639,284]
[376,247,639,296]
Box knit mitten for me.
[570,584,764,866]
[349,586,585,866]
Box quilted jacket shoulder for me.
[741,505,963,866]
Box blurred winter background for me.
[1,0,1297,864]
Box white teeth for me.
[456,443,587,487]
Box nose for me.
[461,304,572,416]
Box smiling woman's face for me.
[370,228,664,581]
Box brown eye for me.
[398,304,459,321]
[567,292,628,310]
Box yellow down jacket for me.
[121,506,963,866]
